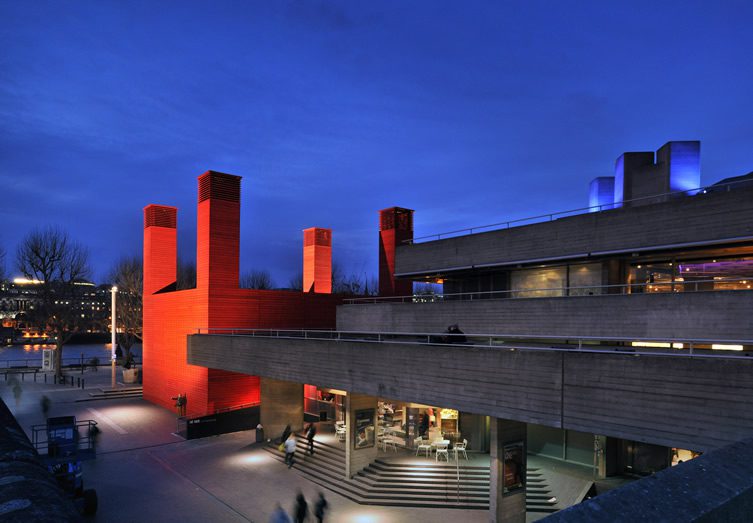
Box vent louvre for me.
[380,208,413,232]
[315,229,331,246]
[144,206,177,229]
[304,228,331,247]
[198,171,241,203]
[304,229,315,247]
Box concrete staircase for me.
[263,435,559,513]
[76,386,143,402]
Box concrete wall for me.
[490,418,527,523]
[260,377,304,441]
[336,290,753,341]
[345,393,378,478]
[188,335,753,451]
[396,186,753,275]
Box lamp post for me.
[111,286,118,389]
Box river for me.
[0,343,142,367]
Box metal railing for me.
[31,419,99,458]
[407,178,752,244]
[194,328,753,360]
[0,356,142,370]
[343,277,753,304]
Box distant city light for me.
[13,277,44,285]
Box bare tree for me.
[16,227,91,377]
[288,271,303,291]
[176,259,196,290]
[331,261,378,296]
[240,269,275,290]
[109,257,142,364]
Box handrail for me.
[0,356,142,369]
[343,277,753,304]
[407,177,753,244]
[193,328,753,360]
[195,328,752,345]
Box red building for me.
[142,171,340,417]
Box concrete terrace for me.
[1,368,490,522]
[0,367,604,522]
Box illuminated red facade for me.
[143,171,341,417]
[378,207,414,296]
[303,227,332,293]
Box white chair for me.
[435,441,449,462]
[382,437,397,452]
[415,436,432,457]
[453,439,468,460]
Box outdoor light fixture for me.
[711,344,744,351]
[111,286,118,389]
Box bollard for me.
[81,378,85,389]
[44,373,47,384]
[21,373,25,382]
[34,372,37,383]
[70,375,74,387]
[77,377,80,387]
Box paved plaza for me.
[1,368,490,523]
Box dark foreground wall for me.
[0,399,81,522]
[544,437,753,523]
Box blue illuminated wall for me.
[589,177,615,211]
[610,141,701,209]
[666,141,701,195]
[613,155,625,208]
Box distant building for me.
[0,278,111,339]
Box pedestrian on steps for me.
[284,434,297,469]
[306,422,317,455]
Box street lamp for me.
[111,286,118,389]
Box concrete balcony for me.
[187,332,753,452]
[336,290,753,341]
[396,185,753,277]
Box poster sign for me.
[354,408,375,449]
[503,440,525,495]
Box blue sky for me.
[1,1,752,285]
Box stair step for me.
[265,445,563,514]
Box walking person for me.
[314,492,328,523]
[40,395,51,419]
[294,491,308,523]
[270,503,291,523]
[306,422,317,455]
[284,434,297,469]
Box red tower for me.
[197,171,240,291]
[303,227,332,293]
[142,171,342,418]
[143,205,177,296]
[378,207,414,296]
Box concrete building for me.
[145,143,753,521]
